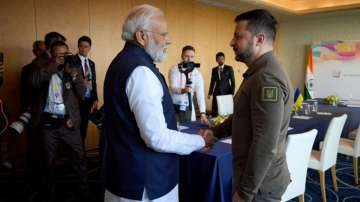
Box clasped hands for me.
[197,128,218,152]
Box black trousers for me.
[26,125,44,191]
[211,94,219,117]
[79,99,93,144]
[41,124,87,200]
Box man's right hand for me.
[198,129,217,148]
[181,86,192,94]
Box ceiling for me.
[196,0,360,20]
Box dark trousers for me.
[211,94,219,117]
[26,126,43,191]
[79,99,93,144]
[41,124,88,200]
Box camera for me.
[9,111,31,135]
[89,106,104,130]
[178,61,200,74]
[64,52,81,68]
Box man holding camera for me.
[76,36,98,144]
[29,41,89,202]
[169,45,209,124]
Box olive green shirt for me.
[214,51,293,201]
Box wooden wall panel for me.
[86,0,132,149]
[193,3,217,108]
[215,9,245,93]
[0,0,36,116]
[161,0,194,81]
[34,0,90,52]
[0,0,243,149]
[132,0,166,11]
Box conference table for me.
[179,102,360,202]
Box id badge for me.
[180,105,186,111]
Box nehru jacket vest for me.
[103,42,178,200]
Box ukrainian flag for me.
[294,88,303,110]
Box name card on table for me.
[293,115,313,120]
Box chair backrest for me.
[320,114,348,170]
[216,95,233,116]
[281,129,317,202]
[353,124,360,157]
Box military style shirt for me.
[215,51,294,201]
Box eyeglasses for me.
[142,29,169,38]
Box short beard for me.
[145,37,167,63]
[236,41,253,64]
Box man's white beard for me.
[145,37,167,63]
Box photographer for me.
[169,45,209,124]
[29,41,89,202]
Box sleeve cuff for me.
[237,188,255,202]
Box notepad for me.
[293,115,312,120]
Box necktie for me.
[84,59,90,79]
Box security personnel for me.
[208,52,235,117]
[202,9,293,202]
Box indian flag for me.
[304,48,314,100]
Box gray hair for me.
[122,4,164,41]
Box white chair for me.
[308,114,348,202]
[216,95,233,116]
[281,129,317,202]
[337,124,360,185]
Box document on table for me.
[221,138,232,144]
[293,115,313,120]
[316,111,332,115]
[178,125,189,131]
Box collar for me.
[219,64,224,69]
[78,54,88,62]
[124,41,154,64]
[243,51,273,78]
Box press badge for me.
[180,105,186,111]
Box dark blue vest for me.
[103,42,178,200]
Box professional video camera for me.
[89,106,104,130]
[178,61,200,75]
[177,62,200,111]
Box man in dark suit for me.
[29,41,89,202]
[76,36,98,144]
[208,52,235,117]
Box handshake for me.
[198,129,218,151]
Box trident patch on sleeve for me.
[262,86,278,102]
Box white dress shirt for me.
[105,66,205,202]
[78,54,92,78]
[168,65,206,120]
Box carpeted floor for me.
[0,152,360,202]
[289,155,360,202]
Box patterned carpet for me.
[0,152,360,202]
[289,155,360,202]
